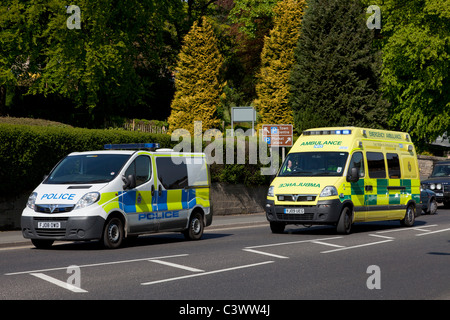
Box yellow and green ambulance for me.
[22,144,212,248]
[266,127,420,234]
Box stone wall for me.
[418,155,448,180]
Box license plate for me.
[284,208,305,214]
[37,222,61,229]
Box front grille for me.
[277,213,314,221]
[35,204,75,214]
[35,229,67,237]
[277,194,317,202]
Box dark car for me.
[421,160,450,208]
[420,189,438,215]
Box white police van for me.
[21,143,212,249]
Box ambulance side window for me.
[348,152,365,177]
[367,152,386,178]
[386,153,401,179]
[125,155,151,187]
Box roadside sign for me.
[262,124,293,147]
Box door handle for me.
[151,185,155,196]
[365,185,373,192]
[158,184,162,197]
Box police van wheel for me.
[336,207,353,234]
[401,205,415,227]
[103,217,124,249]
[184,212,204,240]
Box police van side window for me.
[386,153,401,178]
[348,152,365,177]
[156,157,188,189]
[367,152,386,179]
[125,155,151,187]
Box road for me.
[1,209,450,305]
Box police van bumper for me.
[21,214,105,241]
[265,199,344,225]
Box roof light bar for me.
[303,129,352,136]
[104,143,160,150]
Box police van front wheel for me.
[103,217,124,249]
[183,212,204,240]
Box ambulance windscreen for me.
[278,152,349,177]
[44,154,131,184]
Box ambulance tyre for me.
[336,206,353,234]
[31,239,54,249]
[270,222,285,234]
[103,216,124,249]
[184,211,204,240]
[401,204,415,227]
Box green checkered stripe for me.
[341,179,420,206]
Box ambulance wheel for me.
[31,239,54,249]
[401,205,415,227]
[103,217,124,249]
[270,222,285,234]
[337,206,353,234]
[184,211,204,240]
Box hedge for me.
[0,124,172,196]
[0,124,272,197]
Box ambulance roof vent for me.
[104,143,160,150]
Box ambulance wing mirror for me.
[122,174,136,190]
[346,167,359,183]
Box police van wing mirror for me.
[347,167,359,183]
[122,174,137,190]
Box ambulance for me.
[265,127,420,234]
[21,144,212,249]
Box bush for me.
[0,124,172,196]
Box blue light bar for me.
[104,143,160,150]
[303,129,352,136]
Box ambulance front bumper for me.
[21,215,105,241]
[265,199,343,225]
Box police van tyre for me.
[183,211,204,240]
[103,217,124,249]
[31,239,54,249]
[336,206,353,234]
[401,204,415,227]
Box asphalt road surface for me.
[1,209,449,305]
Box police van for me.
[266,127,420,234]
[21,143,212,249]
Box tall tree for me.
[380,0,450,148]
[168,17,224,135]
[253,0,306,127]
[290,0,388,134]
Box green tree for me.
[168,17,224,135]
[290,0,388,134]
[254,0,306,128]
[380,0,450,148]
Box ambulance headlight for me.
[320,186,338,197]
[27,192,37,210]
[267,186,274,197]
[74,192,100,210]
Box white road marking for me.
[141,261,274,286]
[243,248,288,259]
[30,273,87,293]
[416,227,450,236]
[321,239,394,254]
[149,259,204,272]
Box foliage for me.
[290,0,388,134]
[253,0,306,128]
[379,0,450,148]
[0,123,172,196]
[168,17,224,135]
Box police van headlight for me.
[267,186,274,197]
[320,186,338,197]
[74,192,100,210]
[27,192,37,210]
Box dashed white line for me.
[149,259,204,272]
[30,273,87,293]
[320,239,394,254]
[243,248,288,259]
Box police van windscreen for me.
[44,154,131,184]
[278,152,349,177]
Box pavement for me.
[0,213,268,248]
